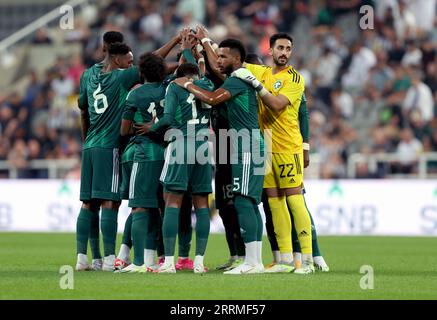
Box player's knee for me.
[101,200,120,210]
[81,201,92,210]
[192,194,209,209]
[285,186,302,196]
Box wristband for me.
[201,38,211,44]
[198,57,205,64]
[184,82,192,89]
[303,143,310,151]
[258,87,269,97]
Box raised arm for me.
[194,25,225,81]
[153,34,181,59]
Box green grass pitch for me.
[1,233,436,300]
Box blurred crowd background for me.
[0,0,436,179]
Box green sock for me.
[162,207,180,256]
[156,213,164,257]
[131,210,148,266]
[89,210,101,259]
[234,196,257,243]
[76,208,93,254]
[253,204,263,241]
[122,213,133,248]
[195,208,210,256]
[178,217,193,257]
[146,209,160,250]
[306,198,321,256]
[101,208,118,257]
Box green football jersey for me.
[164,78,215,138]
[220,76,263,153]
[84,66,140,149]
[78,62,103,109]
[123,80,171,161]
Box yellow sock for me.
[267,196,292,253]
[286,194,312,255]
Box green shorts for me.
[160,140,213,195]
[128,160,164,208]
[80,147,120,201]
[119,161,133,200]
[231,151,264,204]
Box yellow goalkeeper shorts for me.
[264,152,303,189]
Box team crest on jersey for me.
[273,80,282,90]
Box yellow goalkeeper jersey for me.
[245,63,305,154]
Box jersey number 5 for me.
[93,84,108,114]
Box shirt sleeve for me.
[150,84,177,133]
[245,63,268,81]
[220,77,245,98]
[121,66,141,90]
[182,49,197,65]
[278,75,305,107]
[122,90,137,121]
[298,94,310,142]
[78,71,88,110]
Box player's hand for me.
[133,117,155,136]
[195,25,208,41]
[303,150,310,168]
[173,77,192,88]
[181,34,192,50]
[178,28,190,44]
[231,68,263,91]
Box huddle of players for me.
[75,27,329,275]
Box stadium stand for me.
[0,0,436,179]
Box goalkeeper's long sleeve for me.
[298,94,310,143]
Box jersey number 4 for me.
[93,84,108,114]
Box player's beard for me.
[273,55,288,67]
[221,64,234,76]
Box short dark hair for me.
[139,53,166,83]
[269,33,293,48]
[108,42,131,55]
[245,53,263,65]
[103,31,124,45]
[219,38,246,63]
[176,63,199,78]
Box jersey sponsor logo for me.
[273,80,282,90]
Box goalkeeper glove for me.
[231,68,269,96]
